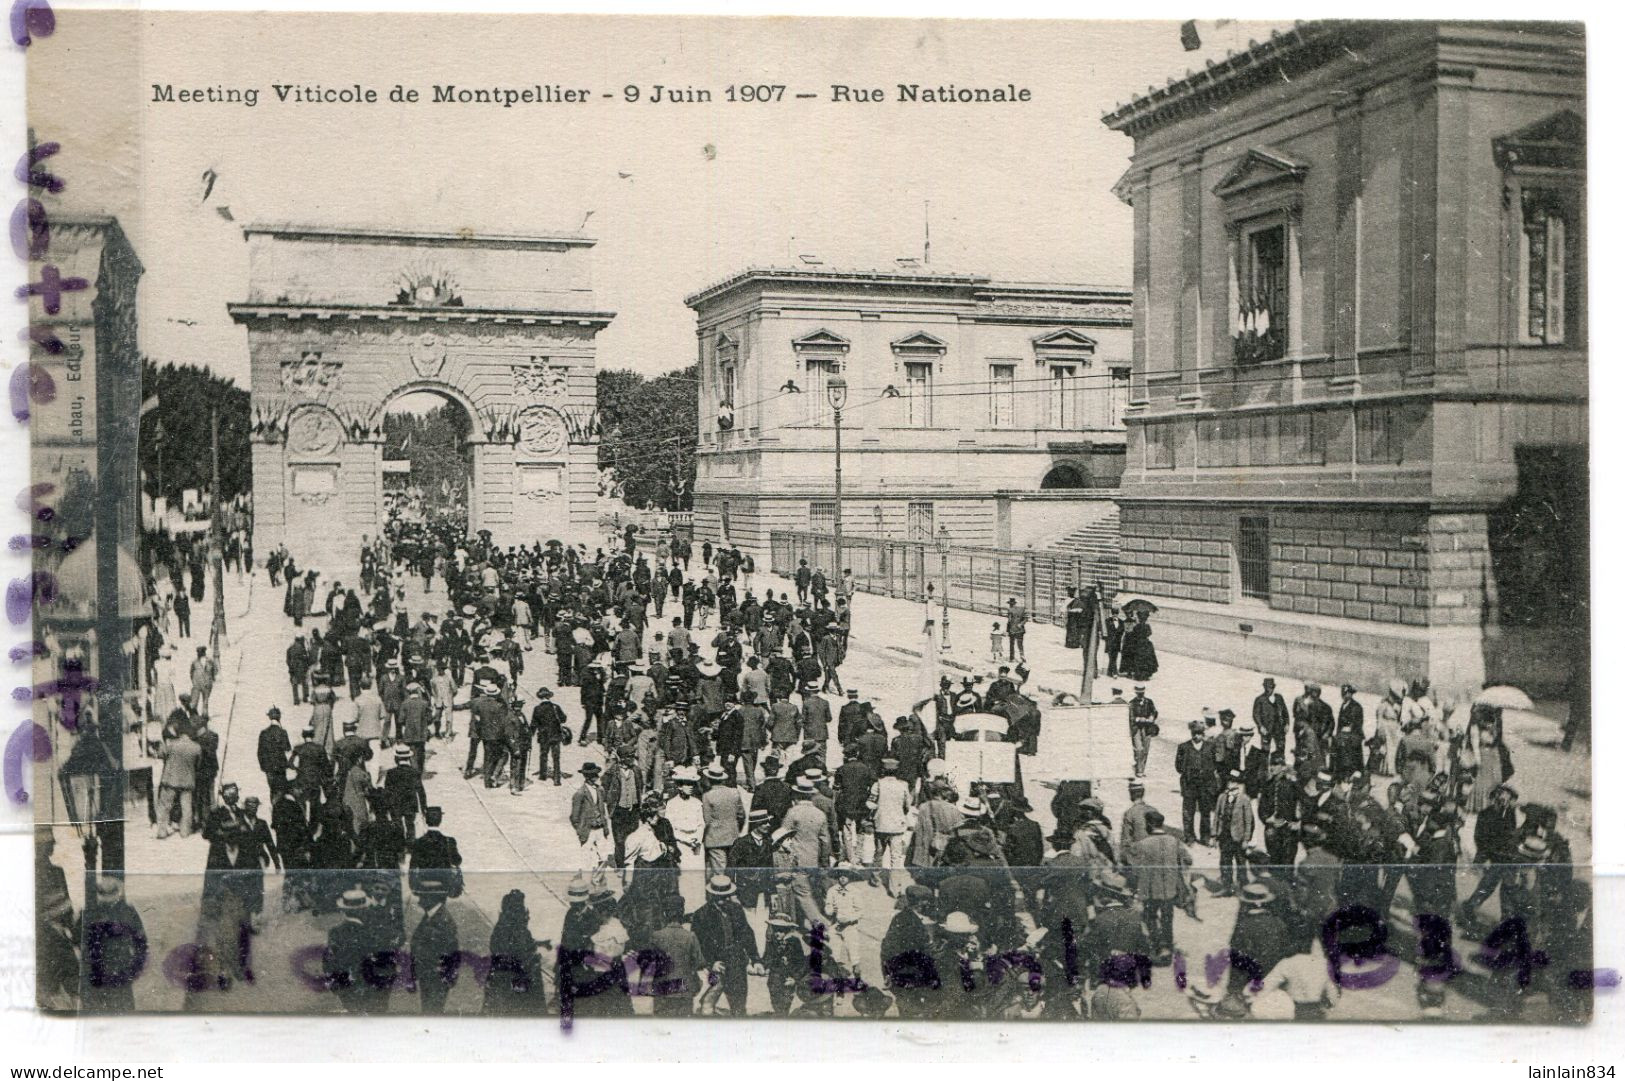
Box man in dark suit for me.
[256,706,292,800]
[382,746,428,841]
[530,688,569,785]
[1103,608,1125,678]
[1128,685,1158,778]
[1174,721,1221,845]
[691,875,760,1016]
[727,808,776,910]
[411,875,460,1014]
[289,726,329,821]
[1258,754,1300,866]
[1460,783,1520,928]
[751,757,793,830]
[1337,683,1365,739]
[1252,678,1290,758]
[409,806,464,897]
[1294,683,1335,767]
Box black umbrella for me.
[1122,598,1158,618]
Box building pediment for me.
[1213,147,1308,201]
[791,328,851,353]
[1032,328,1098,355]
[1494,109,1584,172]
[714,329,739,350]
[891,331,949,356]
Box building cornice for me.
[242,222,596,249]
[226,302,616,327]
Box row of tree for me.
[140,358,251,505]
[596,365,698,510]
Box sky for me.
[31,12,1291,384]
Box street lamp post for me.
[827,374,847,585]
[938,524,951,651]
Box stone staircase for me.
[1036,505,1122,595]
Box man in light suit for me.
[700,764,746,874]
[871,758,913,896]
[1213,769,1255,896]
[1128,809,1191,963]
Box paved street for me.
[43,552,1591,1020]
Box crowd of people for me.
[38,502,1587,1023]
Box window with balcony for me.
[1235,223,1287,364]
[988,363,1016,427]
[1213,147,1306,367]
[803,357,840,425]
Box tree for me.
[596,365,697,510]
[382,403,471,509]
[139,358,251,505]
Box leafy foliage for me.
[382,403,472,509]
[597,365,697,510]
[140,358,251,503]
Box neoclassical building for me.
[686,268,1132,557]
[231,224,613,571]
[1104,21,1586,694]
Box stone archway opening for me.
[1041,462,1090,490]
[380,389,474,530]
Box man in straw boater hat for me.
[691,873,762,1017]
[323,886,390,1014]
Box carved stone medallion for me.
[287,409,344,458]
[517,406,568,458]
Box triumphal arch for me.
[231,224,614,572]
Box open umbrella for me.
[1122,598,1158,619]
[1474,685,1534,711]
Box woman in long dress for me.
[1374,680,1405,776]
[483,889,547,1015]
[1120,613,1159,681]
[1063,588,1086,650]
[1466,708,1509,813]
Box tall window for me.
[1048,364,1082,428]
[903,362,934,426]
[809,501,836,533]
[1236,223,1288,364]
[1237,515,1271,602]
[719,361,737,410]
[988,364,1016,427]
[1106,367,1131,427]
[906,501,935,541]
[804,358,839,424]
[1521,188,1579,345]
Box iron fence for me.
[770,530,1120,625]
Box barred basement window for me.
[809,500,836,533]
[1237,515,1271,602]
